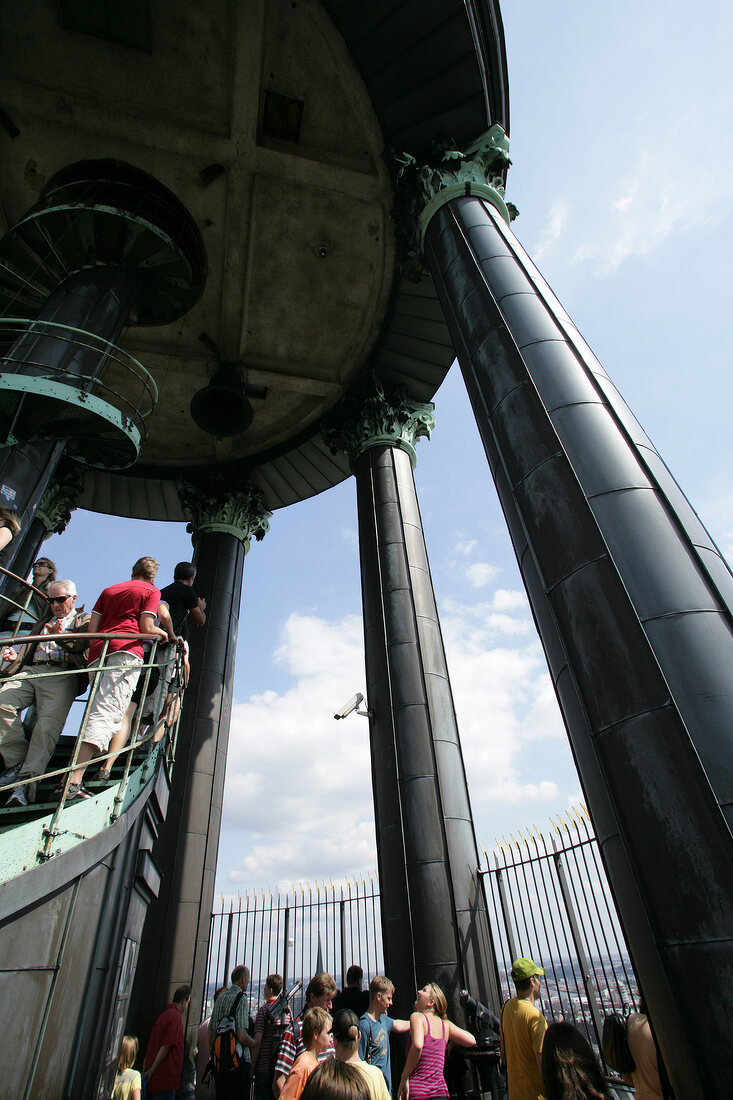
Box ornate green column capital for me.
[322,374,435,469]
[393,124,518,280]
[36,465,86,536]
[178,479,271,551]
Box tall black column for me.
[5,464,85,583]
[405,130,732,1096]
[325,383,499,1021]
[129,482,270,1037]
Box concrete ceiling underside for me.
[0,0,508,519]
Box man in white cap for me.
[500,957,547,1100]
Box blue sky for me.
[42,0,733,896]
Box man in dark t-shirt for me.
[160,561,206,638]
[333,965,369,1018]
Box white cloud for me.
[533,200,569,262]
[569,126,733,274]
[221,596,575,891]
[564,791,585,815]
[465,561,499,588]
[454,538,477,556]
[341,527,358,548]
[491,588,528,613]
[527,104,733,278]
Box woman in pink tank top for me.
[397,984,476,1100]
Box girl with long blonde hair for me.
[397,984,476,1100]
[112,1035,141,1100]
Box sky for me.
[40,0,733,900]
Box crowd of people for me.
[110,960,668,1100]
[0,555,206,807]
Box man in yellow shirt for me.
[500,958,547,1100]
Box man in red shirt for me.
[144,984,192,1099]
[64,556,171,799]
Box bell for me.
[190,363,253,437]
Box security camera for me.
[334,692,371,720]
[334,693,364,720]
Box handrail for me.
[0,564,50,591]
[2,631,177,646]
[0,631,187,869]
[0,565,51,642]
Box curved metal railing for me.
[0,567,50,642]
[0,567,186,874]
[0,317,158,436]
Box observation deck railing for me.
[0,567,186,875]
[206,813,638,1078]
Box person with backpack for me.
[624,1004,666,1100]
[208,965,257,1099]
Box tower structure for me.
[0,3,730,1098]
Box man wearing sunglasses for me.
[0,579,90,806]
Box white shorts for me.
[84,651,143,752]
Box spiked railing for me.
[480,809,638,1054]
[206,811,638,1074]
[205,874,383,1018]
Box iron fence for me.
[481,806,638,1052]
[207,808,638,1059]
[205,876,383,1017]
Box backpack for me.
[211,990,246,1076]
[268,1010,301,1086]
[602,1007,635,1073]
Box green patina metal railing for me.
[0,567,186,874]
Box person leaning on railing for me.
[0,578,90,806]
[100,599,183,779]
[0,557,57,639]
[61,556,175,803]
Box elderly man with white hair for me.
[0,578,90,806]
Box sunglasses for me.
[48,595,71,604]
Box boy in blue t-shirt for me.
[358,976,410,1094]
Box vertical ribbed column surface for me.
[132,531,245,1034]
[356,442,497,1019]
[424,194,733,1098]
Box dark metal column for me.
[5,463,85,583]
[129,482,270,1036]
[412,136,732,1096]
[325,385,500,1021]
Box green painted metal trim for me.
[418,180,510,247]
[0,317,159,408]
[0,750,160,885]
[0,375,141,464]
[353,434,418,469]
[195,520,253,548]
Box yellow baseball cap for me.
[511,957,545,981]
